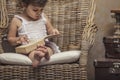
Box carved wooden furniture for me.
[94,58,120,80]
[104,9,120,59]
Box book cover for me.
[15,34,59,54]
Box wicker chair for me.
[0,0,98,80]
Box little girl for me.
[7,0,60,67]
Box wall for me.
[88,0,120,80]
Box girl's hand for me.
[16,35,29,45]
[50,28,60,35]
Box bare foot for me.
[32,51,45,67]
[32,53,41,67]
[36,46,50,60]
[45,52,50,60]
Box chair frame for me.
[0,0,98,80]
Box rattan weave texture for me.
[0,0,98,80]
[5,0,90,51]
[0,64,80,80]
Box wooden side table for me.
[94,10,120,80]
[94,58,120,80]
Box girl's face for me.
[25,4,43,20]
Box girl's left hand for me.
[51,28,60,35]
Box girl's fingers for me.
[23,35,29,43]
[19,35,29,44]
[16,40,22,44]
[53,29,60,35]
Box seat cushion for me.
[0,50,81,65]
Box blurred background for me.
[89,0,120,80]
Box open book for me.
[15,34,59,54]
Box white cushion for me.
[0,53,32,65]
[40,50,81,65]
[0,50,81,66]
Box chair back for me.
[0,0,97,52]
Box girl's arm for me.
[7,17,27,46]
[7,17,19,46]
[44,14,60,35]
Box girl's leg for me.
[36,46,54,60]
[45,47,54,60]
[28,50,45,67]
[28,46,54,67]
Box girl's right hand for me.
[16,35,29,45]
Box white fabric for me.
[0,50,81,65]
[14,13,60,53]
[15,13,47,40]
[0,53,31,65]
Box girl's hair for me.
[21,0,48,7]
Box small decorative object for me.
[111,10,120,37]
[103,9,120,59]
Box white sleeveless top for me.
[15,13,47,41]
[14,13,60,53]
